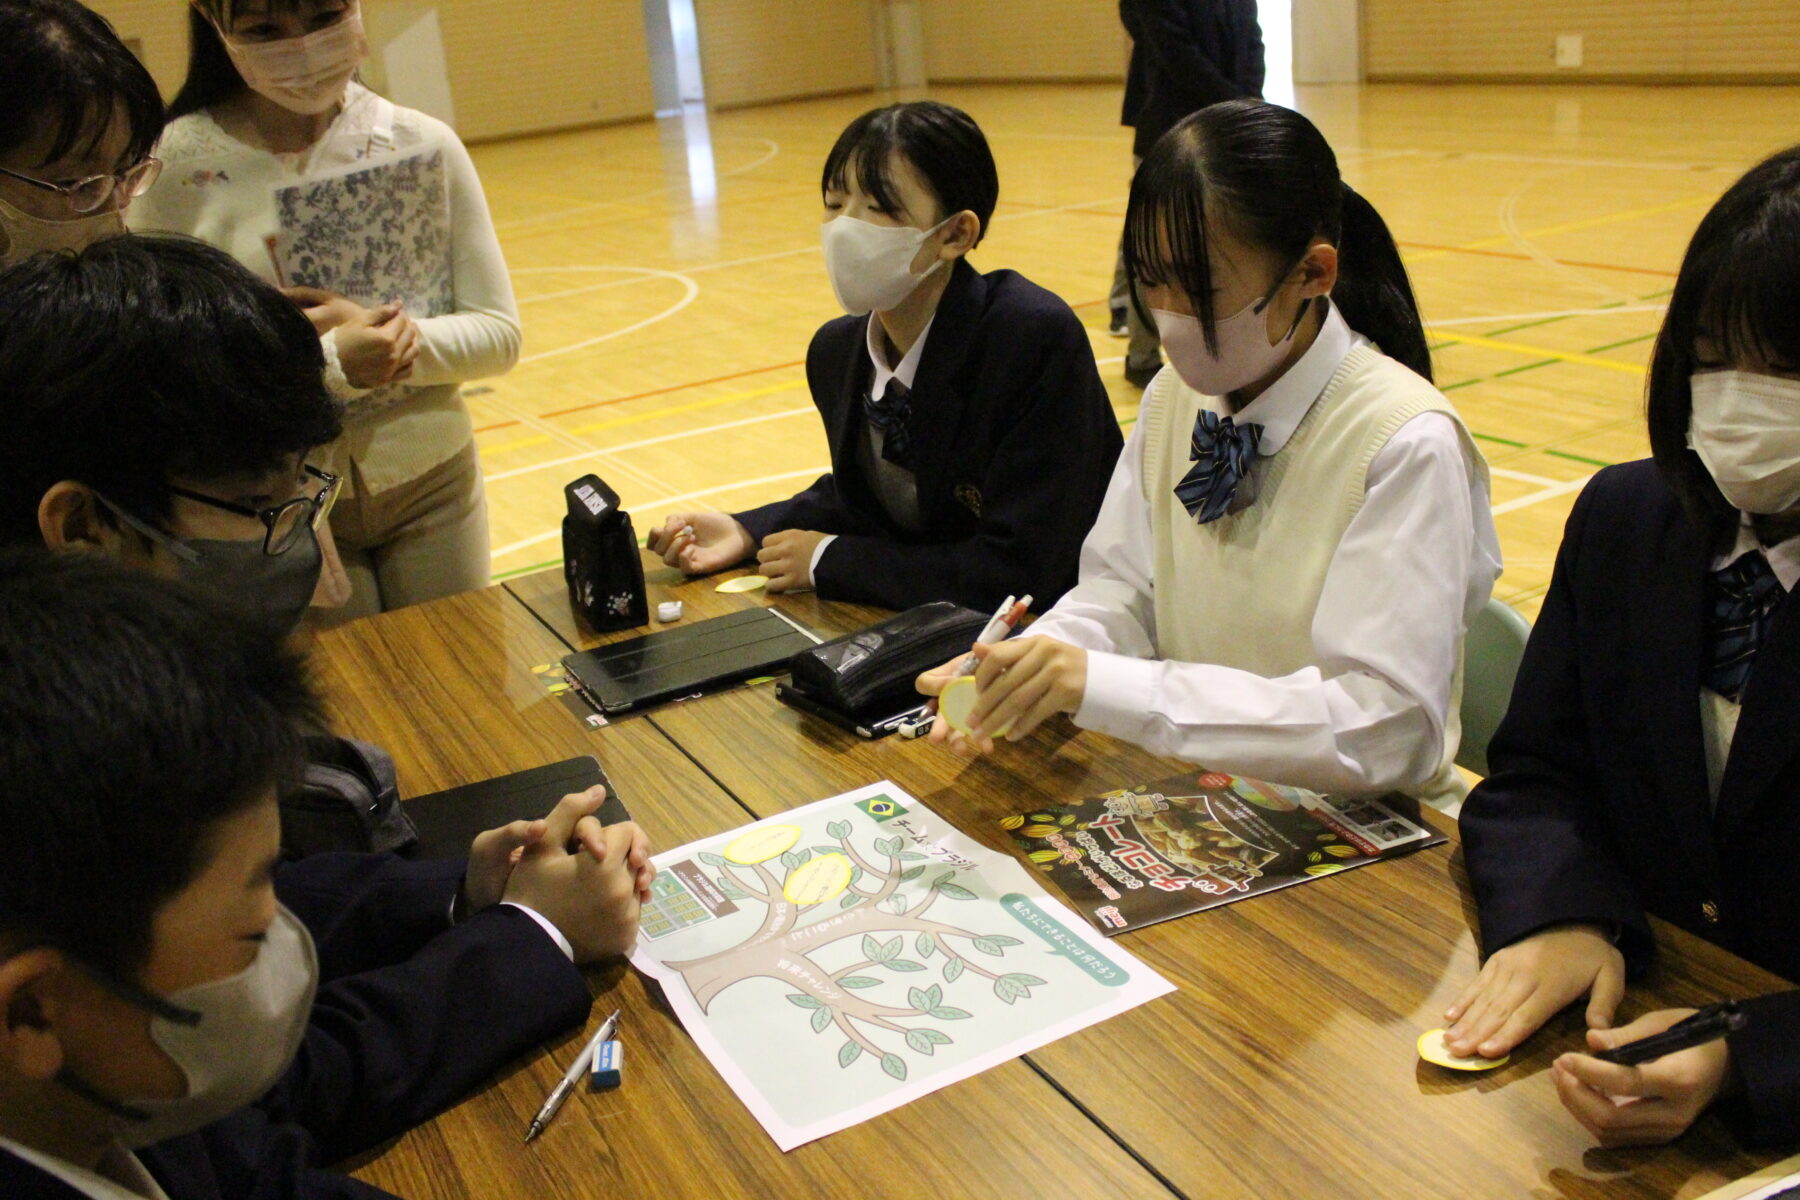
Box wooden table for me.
[309,560,1791,1199]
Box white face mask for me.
[59,904,319,1148]
[0,195,125,269]
[821,214,951,316]
[1687,370,1800,515]
[219,3,368,116]
[1152,290,1306,397]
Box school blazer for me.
[0,854,591,1200]
[1119,0,1264,157]
[1461,460,1800,1148]
[734,259,1121,612]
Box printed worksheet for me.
[630,782,1175,1150]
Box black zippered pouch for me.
[785,601,989,719]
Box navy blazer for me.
[734,259,1121,613]
[1461,460,1799,1148]
[1119,0,1264,157]
[0,854,591,1199]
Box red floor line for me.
[1397,241,1677,277]
[471,357,809,433]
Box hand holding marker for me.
[936,594,1032,737]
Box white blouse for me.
[1029,307,1504,795]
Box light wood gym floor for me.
[463,81,1800,619]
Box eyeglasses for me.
[166,465,342,557]
[0,156,163,215]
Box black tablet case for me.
[560,607,818,713]
[406,756,631,859]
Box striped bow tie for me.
[863,378,914,470]
[1175,409,1265,524]
[1704,550,1788,703]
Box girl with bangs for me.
[1450,148,1800,1150]
[650,100,1121,611]
[132,0,520,621]
[0,0,164,269]
[920,99,1498,813]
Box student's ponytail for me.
[1334,182,1431,381]
[1125,100,1433,382]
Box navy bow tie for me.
[1705,550,1788,702]
[1175,409,1265,524]
[863,378,915,470]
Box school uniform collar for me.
[1203,300,1363,454]
[0,1136,170,1200]
[866,309,938,404]
[1714,515,1800,592]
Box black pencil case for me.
[785,601,990,719]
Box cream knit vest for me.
[1140,345,1484,810]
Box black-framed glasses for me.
[0,156,163,215]
[166,465,342,557]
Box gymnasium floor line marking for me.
[486,405,815,484]
[479,381,808,458]
[1490,475,1595,517]
[1428,331,1646,375]
[515,268,701,365]
[491,466,829,559]
[1468,431,1620,472]
[472,358,807,434]
[1426,302,1668,329]
[1494,171,1639,305]
[1400,241,1675,277]
[493,136,783,233]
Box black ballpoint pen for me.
[1593,1001,1745,1066]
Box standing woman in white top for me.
[919,99,1501,811]
[131,0,520,620]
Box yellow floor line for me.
[1430,330,1647,375]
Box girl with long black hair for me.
[920,99,1499,812]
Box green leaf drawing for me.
[881,1053,907,1081]
[827,819,851,839]
[849,865,864,884]
[839,976,882,989]
[786,994,822,1009]
[714,876,747,900]
[985,935,1022,948]
[886,959,926,972]
[880,934,903,962]
[993,973,1046,1005]
[943,957,965,984]
[838,1040,862,1069]
[928,1005,972,1020]
[810,1006,832,1034]
[874,836,900,857]
[899,865,927,882]
[886,894,910,915]
[698,851,726,867]
[839,892,862,909]
[915,932,936,958]
[905,1028,952,1055]
[907,985,944,1012]
[896,851,928,861]
[1007,972,1047,987]
[971,936,1007,956]
[933,880,977,901]
[810,845,841,859]
[780,848,811,871]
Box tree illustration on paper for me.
[663,818,1047,1082]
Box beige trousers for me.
[315,440,490,624]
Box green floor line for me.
[1493,358,1560,378]
[1442,379,1481,391]
[1545,448,1616,469]
[1582,332,1657,354]
[1472,431,1528,448]
[493,557,564,582]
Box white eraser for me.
[590,1040,623,1090]
[657,601,683,623]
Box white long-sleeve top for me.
[130,83,520,495]
[1029,306,1503,795]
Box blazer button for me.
[1701,900,1722,925]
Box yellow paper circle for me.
[1417,1029,1509,1071]
[715,575,770,594]
[723,823,801,865]
[938,675,980,735]
[783,853,852,906]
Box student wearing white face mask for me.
[649,101,1122,612]
[1449,146,1800,1152]
[130,0,522,622]
[918,100,1499,812]
[0,0,165,270]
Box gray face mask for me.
[94,494,323,637]
[56,905,319,1148]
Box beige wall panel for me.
[919,0,1128,82]
[693,0,876,109]
[1366,0,1800,80]
[83,1,655,141]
